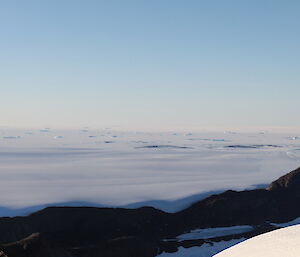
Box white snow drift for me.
[214,224,300,257]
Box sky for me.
[1,0,299,131]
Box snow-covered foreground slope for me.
[214,225,300,257]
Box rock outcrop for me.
[0,167,299,257]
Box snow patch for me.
[176,226,253,241]
[157,239,245,257]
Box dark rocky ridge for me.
[267,167,300,191]
[0,167,300,257]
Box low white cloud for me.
[0,129,299,213]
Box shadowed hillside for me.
[0,167,300,257]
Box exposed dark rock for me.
[136,145,192,149]
[0,167,299,257]
[267,167,300,192]
[225,144,281,149]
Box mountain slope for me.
[0,167,299,257]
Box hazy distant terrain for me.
[0,128,299,214]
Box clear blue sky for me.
[1,0,299,130]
